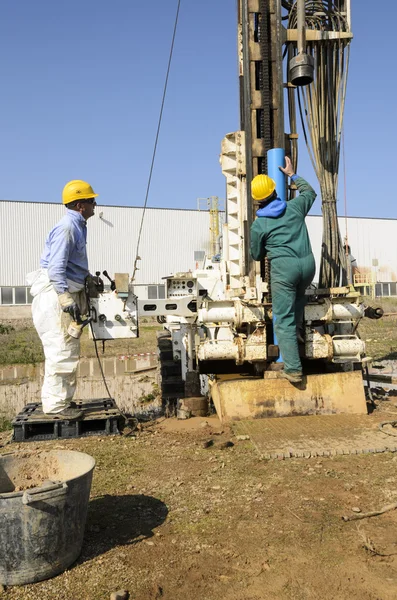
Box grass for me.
[0,323,14,334]
[358,296,397,361]
[0,327,44,365]
[0,417,12,431]
[80,323,162,358]
[0,320,162,366]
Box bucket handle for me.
[22,482,68,505]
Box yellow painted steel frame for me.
[210,370,367,424]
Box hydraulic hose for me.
[287,1,350,287]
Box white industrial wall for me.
[1,200,396,287]
[307,216,397,282]
[0,201,212,287]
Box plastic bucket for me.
[0,449,95,585]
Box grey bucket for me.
[0,449,95,586]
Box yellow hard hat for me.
[251,174,276,201]
[62,180,98,205]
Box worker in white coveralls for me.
[26,180,98,420]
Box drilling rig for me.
[89,1,381,422]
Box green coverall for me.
[250,177,316,374]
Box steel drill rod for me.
[297,0,306,55]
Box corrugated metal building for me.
[0,201,214,304]
[1,200,396,304]
[307,215,397,286]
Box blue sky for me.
[0,1,394,218]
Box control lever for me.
[94,271,104,293]
[85,272,103,296]
[102,270,116,291]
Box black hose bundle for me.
[288,1,351,287]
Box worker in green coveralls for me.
[250,157,317,383]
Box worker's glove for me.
[58,292,82,323]
[58,291,75,310]
[66,303,82,323]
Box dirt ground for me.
[1,299,397,599]
[2,415,397,600]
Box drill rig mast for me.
[147,0,369,421]
[89,1,377,422]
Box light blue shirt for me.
[40,210,89,294]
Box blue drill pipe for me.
[267,148,286,202]
[267,148,286,362]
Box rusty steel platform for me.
[210,370,367,423]
[232,413,397,459]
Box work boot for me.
[280,371,303,383]
[48,405,84,421]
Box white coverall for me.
[27,208,91,414]
[27,269,87,413]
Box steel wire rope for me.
[85,3,182,428]
[131,0,182,282]
[288,1,350,287]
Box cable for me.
[89,312,138,430]
[341,127,353,285]
[89,321,112,399]
[131,0,182,282]
[379,421,397,438]
[289,1,350,287]
[342,128,348,255]
[364,364,375,406]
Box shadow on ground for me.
[78,494,168,563]
[378,352,397,361]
